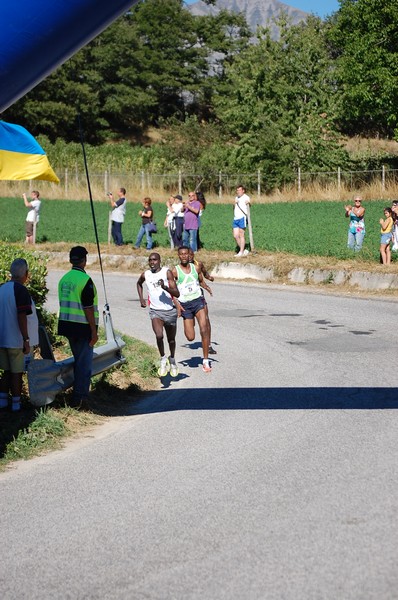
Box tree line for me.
[3,0,398,189]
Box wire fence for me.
[2,166,398,200]
[62,166,398,197]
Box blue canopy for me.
[0,0,139,112]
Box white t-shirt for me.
[111,197,126,223]
[171,202,184,218]
[26,199,41,223]
[234,193,250,220]
[144,267,174,311]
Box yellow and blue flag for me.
[0,121,59,183]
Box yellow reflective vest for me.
[58,268,99,325]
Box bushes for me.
[0,243,48,309]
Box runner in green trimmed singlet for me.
[172,246,213,373]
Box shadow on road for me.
[132,387,398,413]
[89,386,398,417]
[2,386,396,457]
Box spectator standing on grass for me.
[164,195,184,249]
[233,185,251,257]
[164,196,176,249]
[134,197,154,250]
[183,192,201,251]
[23,190,41,244]
[379,207,393,265]
[170,194,184,248]
[344,195,365,251]
[137,252,180,378]
[0,258,39,412]
[109,188,127,246]
[58,246,98,407]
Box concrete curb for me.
[212,261,398,292]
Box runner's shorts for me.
[149,307,177,325]
[180,296,206,320]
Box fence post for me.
[257,169,261,198]
[141,170,145,192]
[382,165,386,191]
[178,170,182,195]
[108,211,112,245]
[218,171,222,199]
[32,213,37,245]
[104,170,109,195]
[297,167,301,196]
[65,168,68,198]
[337,167,341,192]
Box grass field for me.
[0,197,394,262]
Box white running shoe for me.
[202,360,212,373]
[243,249,249,256]
[158,356,170,377]
[169,362,179,377]
[234,252,243,257]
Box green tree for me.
[3,0,249,142]
[328,0,398,137]
[214,15,348,187]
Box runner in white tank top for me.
[137,253,180,378]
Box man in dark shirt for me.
[58,246,98,406]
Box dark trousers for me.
[112,221,124,245]
[172,216,184,248]
[67,336,94,400]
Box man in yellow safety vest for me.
[58,246,98,407]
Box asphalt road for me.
[1,270,397,599]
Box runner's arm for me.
[197,268,212,296]
[160,269,180,298]
[136,273,147,308]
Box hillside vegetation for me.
[2,0,398,192]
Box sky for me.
[185,1,341,20]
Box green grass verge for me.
[0,329,159,471]
[0,197,395,262]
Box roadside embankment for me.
[43,251,398,293]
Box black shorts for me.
[180,296,206,320]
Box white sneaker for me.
[169,361,179,377]
[243,249,249,256]
[202,360,212,373]
[158,357,170,377]
[234,252,243,257]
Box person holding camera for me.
[23,190,41,244]
[108,187,127,246]
[344,195,365,252]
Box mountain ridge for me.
[188,0,309,34]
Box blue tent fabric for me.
[0,0,139,112]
